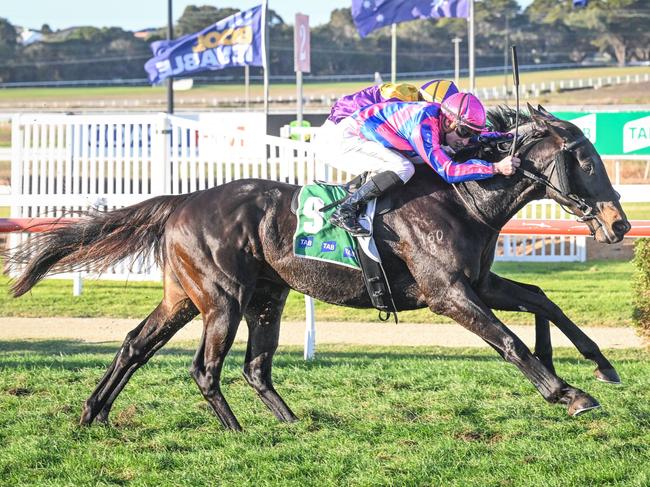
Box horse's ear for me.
[526,102,538,116]
[537,104,559,121]
[526,102,554,136]
[527,102,547,127]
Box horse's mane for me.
[486,105,541,152]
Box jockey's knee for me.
[396,162,415,183]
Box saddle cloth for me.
[292,181,398,322]
[292,182,381,269]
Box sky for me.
[4,0,533,31]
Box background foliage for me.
[633,238,650,335]
[0,0,648,83]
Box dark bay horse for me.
[6,104,631,430]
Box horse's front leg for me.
[433,278,600,416]
[486,277,554,373]
[477,272,620,384]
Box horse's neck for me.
[459,175,543,231]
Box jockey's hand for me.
[493,155,520,176]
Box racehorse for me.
[6,104,631,431]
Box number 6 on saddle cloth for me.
[291,173,399,322]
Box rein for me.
[451,182,501,233]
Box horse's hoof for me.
[79,402,95,426]
[95,411,110,424]
[568,393,601,417]
[594,367,621,384]
[79,412,93,426]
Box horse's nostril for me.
[612,220,630,236]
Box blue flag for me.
[352,0,469,38]
[144,5,263,84]
[573,0,588,6]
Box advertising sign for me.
[553,111,650,157]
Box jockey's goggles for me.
[454,124,482,139]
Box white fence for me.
[478,72,650,101]
[498,202,586,262]
[8,113,355,282]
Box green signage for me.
[552,111,650,157]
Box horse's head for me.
[523,104,630,244]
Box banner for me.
[145,5,263,84]
[351,0,469,38]
[554,111,650,156]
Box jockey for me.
[327,92,520,236]
[325,79,458,126]
[418,79,459,104]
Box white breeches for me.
[315,118,416,184]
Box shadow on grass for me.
[0,339,635,371]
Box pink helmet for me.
[440,92,486,133]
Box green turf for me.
[0,122,10,148]
[623,202,650,220]
[0,260,636,327]
[0,342,648,485]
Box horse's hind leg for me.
[242,280,297,423]
[80,274,198,425]
[190,301,244,431]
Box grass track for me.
[0,342,648,485]
[0,260,637,327]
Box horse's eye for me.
[578,160,594,175]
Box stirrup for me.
[330,213,370,237]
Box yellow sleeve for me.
[379,82,420,102]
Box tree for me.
[176,6,239,35]
[527,0,650,66]
[0,17,17,82]
[0,17,17,57]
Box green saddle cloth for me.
[293,182,360,270]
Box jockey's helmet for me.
[440,92,486,136]
[419,79,459,104]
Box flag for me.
[573,0,588,6]
[144,5,263,84]
[351,0,469,38]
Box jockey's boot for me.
[330,171,403,237]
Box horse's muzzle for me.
[590,202,631,244]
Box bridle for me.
[518,134,600,223]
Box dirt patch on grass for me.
[0,317,643,348]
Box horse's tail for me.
[6,193,195,297]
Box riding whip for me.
[510,45,520,157]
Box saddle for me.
[292,173,398,323]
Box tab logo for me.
[298,236,313,248]
[343,247,356,259]
[321,241,336,252]
[623,115,650,154]
[568,114,596,143]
